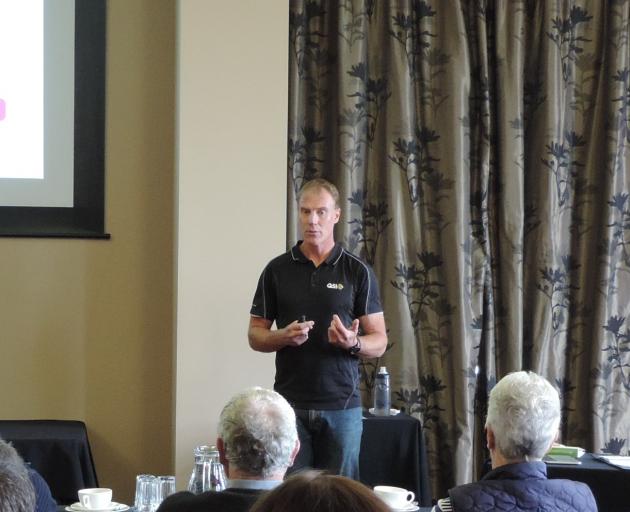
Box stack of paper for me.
[593,455,630,470]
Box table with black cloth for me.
[546,453,630,512]
[0,420,99,505]
[360,411,432,507]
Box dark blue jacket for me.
[448,461,597,511]
[28,468,57,512]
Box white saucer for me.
[390,503,419,512]
[67,503,129,512]
[368,407,400,416]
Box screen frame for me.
[0,0,109,239]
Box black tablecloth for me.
[0,420,99,505]
[547,453,630,512]
[360,411,432,507]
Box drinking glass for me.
[134,474,158,512]
[155,476,176,504]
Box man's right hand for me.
[249,316,314,352]
[281,319,315,347]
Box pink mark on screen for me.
[0,99,5,120]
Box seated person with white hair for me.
[158,387,300,512]
[433,371,597,512]
[0,458,36,512]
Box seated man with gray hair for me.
[158,387,300,512]
[433,371,596,512]
[0,458,36,512]
[0,439,55,512]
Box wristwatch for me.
[349,335,361,355]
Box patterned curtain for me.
[287,0,630,498]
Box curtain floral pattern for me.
[287,0,630,497]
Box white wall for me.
[176,1,288,485]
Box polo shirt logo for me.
[326,282,344,290]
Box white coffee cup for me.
[78,488,113,510]
[373,485,415,509]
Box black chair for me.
[0,420,99,505]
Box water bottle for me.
[373,366,391,416]
[187,445,227,493]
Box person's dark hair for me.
[0,460,36,512]
[250,470,390,512]
[297,178,340,208]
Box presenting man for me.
[248,178,387,479]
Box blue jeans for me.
[288,407,363,479]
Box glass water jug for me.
[187,445,227,494]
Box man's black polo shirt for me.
[250,242,383,410]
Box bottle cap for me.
[378,366,387,373]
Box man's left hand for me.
[328,314,360,350]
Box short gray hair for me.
[0,452,36,512]
[0,439,24,465]
[485,371,560,461]
[219,387,297,478]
